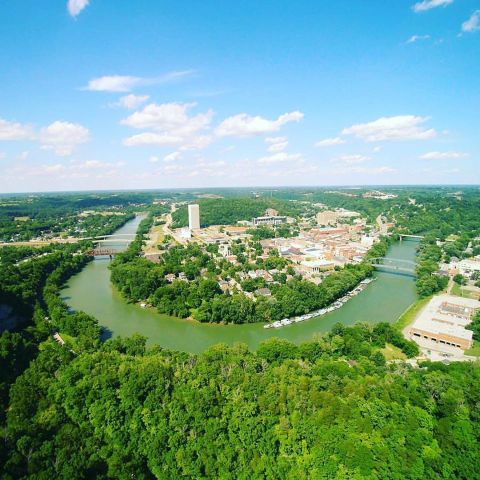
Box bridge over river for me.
[367,257,417,276]
[85,233,136,256]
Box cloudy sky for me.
[0,0,479,192]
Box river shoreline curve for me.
[62,215,419,353]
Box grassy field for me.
[143,224,165,254]
[380,343,407,361]
[465,341,480,357]
[451,282,479,300]
[394,296,431,332]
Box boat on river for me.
[263,277,377,329]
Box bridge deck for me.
[367,257,416,275]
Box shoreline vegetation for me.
[109,212,393,325]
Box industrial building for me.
[188,204,200,230]
[407,294,479,353]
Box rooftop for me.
[410,294,479,342]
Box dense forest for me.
[1,312,478,478]
[0,192,147,242]
[1,247,472,479]
[171,197,307,228]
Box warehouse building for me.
[408,294,479,352]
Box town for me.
[136,200,385,327]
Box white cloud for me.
[461,10,480,33]
[257,152,302,165]
[8,163,65,177]
[9,159,122,179]
[188,159,228,178]
[75,160,120,170]
[39,121,90,156]
[372,146,382,153]
[265,136,288,152]
[115,94,150,109]
[84,70,195,92]
[163,151,182,163]
[149,156,160,163]
[84,75,143,92]
[0,118,33,140]
[67,0,89,17]
[420,151,468,160]
[268,164,321,178]
[335,165,397,175]
[122,102,213,150]
[0,152,5,160]
[315,136,345,147]
[215,111,303,137]
[406,34,431,43]
[366,166,397,174]
[412,0,453,13]
[17,151,29,161]
[153,163,188,176]
[121,102,211,132]
[124,133,212,150]
[341,115,437,142]
[333,154,370,165]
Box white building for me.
[407,294,479,353]
[456,257,480,278]
[300,259,334,274]
[218,243,231,257]
[361,235,375,247]
[252,215,287,226]
[188,204,200,230]
[180,228,192,239]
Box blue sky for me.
[0,0,479,192]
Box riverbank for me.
[394,296,431,332]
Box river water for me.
[62,215,418,353]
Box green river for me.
[62,215,419,353]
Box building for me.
[363,191,398,200]
[180,227,192,239]
[252,215,287,226]
[188,204,200,230]
[336,209,361,218]
[218,243,231,257]
[407,294,480,352]
[361,235,375,247]
[300,259,335,274]
[316,210,337,226]
[456,257,480,278]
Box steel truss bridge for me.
[367,257,416,276]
